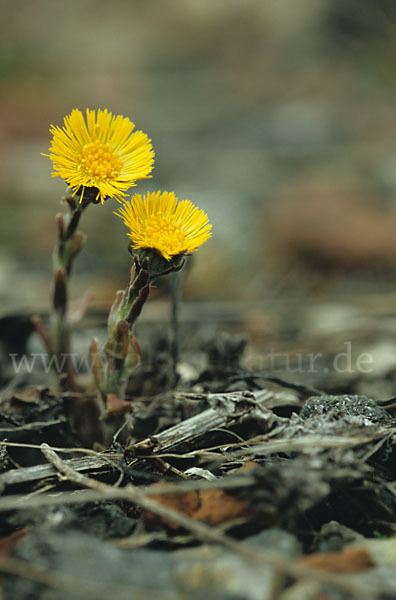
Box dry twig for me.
[36,443,378,598]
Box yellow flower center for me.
[79,140,122,180]
[143,213,186,253]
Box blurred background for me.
[3,0,396,390]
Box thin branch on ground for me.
[38,443,378,598]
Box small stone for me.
[278,580,326,600]
[315,520,365,552]
[175,529,300,600]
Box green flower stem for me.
[170,270,181,387]
[94,249,185,403]
[99,260,149,400]
[50,189,90,392]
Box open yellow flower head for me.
[44,108,155,203]
[115,191,212,261]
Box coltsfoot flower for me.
[44,108,155,203]
[115,191,212,261]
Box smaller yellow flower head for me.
[44,108,155,203]
[115,191,212,261]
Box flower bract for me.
[115,191,212,260]
[44,108,155,203]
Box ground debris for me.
[144,476,254,528]
[297,547,374,573]
[300,394,393,424]
[1,380,396,598]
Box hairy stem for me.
[50,190,89,391]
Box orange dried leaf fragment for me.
[144,483,252,529]
[0,528,28,563]
[297,547,374,574]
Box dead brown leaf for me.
[144,483,252,528]
[297,547,374,574]
[0,528,28,563]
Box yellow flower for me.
[115,191,212,261]
[43,108,155,203]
